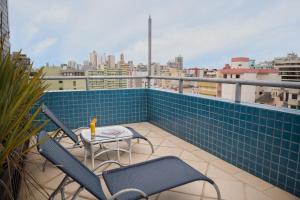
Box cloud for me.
[9,0,300,67]
[32,37,57,55]
[123,0,300,66]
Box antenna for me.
[147,15,152,88]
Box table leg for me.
[117,140,120,162]
[128,139,132,164]
[90,143,94,169]
[83,148,87,165]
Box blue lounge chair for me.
[41,104,155,170]
[41,104,154,152]
[37,130,221,200]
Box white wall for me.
[221,73,257,103]
[231,61,249,69]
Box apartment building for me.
[86,67,129,89]
[155,67,185,90]
[67,60,77,69]
[107,55,116,68]
[89,50,97,67]
[43,67,86,91]
[274,53,300,81]
[185,68,221,97]
[11,52,31,69]
[251,61,273,69]
[231,57,250,68]
[128,68,147,88]
[191,82,220,97]
[274,53,300,109]
[220,68,281,105]
[0,0,9,55]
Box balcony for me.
[23,88,300,200]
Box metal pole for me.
[235,83,241,102]
[147,15,152,88]
[86,77,89,91]
[179,79,183,93]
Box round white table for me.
[80,126,133,169]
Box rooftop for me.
[18,88,300,200]
[219,68,278,74]
[22,122,299,200]
[231,57,250,62]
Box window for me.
[73,81,76,87]
[259,91,263,95]
[59,80,63,83]
[280,95,283,101]
[291,105,296,109]
[236,74,240,78]
[230,74,232,78]
[285,92,289,101]
[59,87,63,90]
[291,93,298,100]
[223,74,227,78]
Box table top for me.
[80,125,133,143]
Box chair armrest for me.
[73,127,89,134]
[107,188,148,200]
[94,160,125,175]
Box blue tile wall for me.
[39,89,147,131]
[147,89,300,197]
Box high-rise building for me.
[107,55,115,68]
[120,53,125,64]
[11,52,31,69]
[82,60,90,69]
[175,56,183,70]
[274,53,300,109]
[99,53,106,66]
[89,50,97,68]
[0,0,9,55]
[67,60,76,69]
[274,53,300,82]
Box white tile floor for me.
[19,122,300,200]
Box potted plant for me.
[0,49,49,199]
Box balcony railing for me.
[42,75,300,103]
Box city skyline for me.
[9,0,300,68]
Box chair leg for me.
[71,186,84,200]
[83,148,87,165]
[211,182,221,200]
[42,159,48,172]
[142,138,154,153]
[48,175,69,200]
[128,139,132,164]
[90,144,95,169]
[117,140,121,163]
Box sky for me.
[9,0,300,68]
